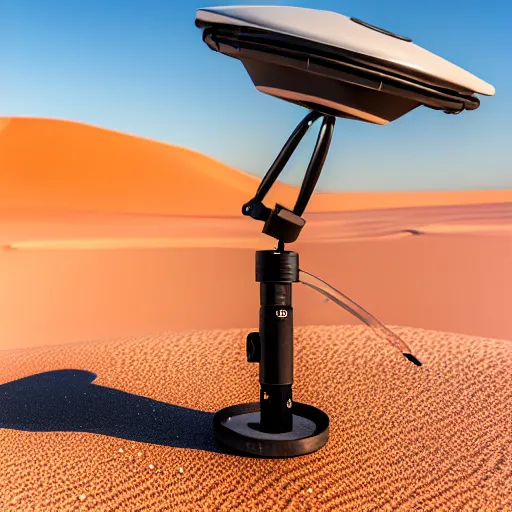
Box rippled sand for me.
[1,117,511,510]
[1,325,510,511]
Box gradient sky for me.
[1,0,511,191]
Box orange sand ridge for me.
[1,116,511,217]
[1,325,510,510]
[1,206,511,350]
[2,202,511,250]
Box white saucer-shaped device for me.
[195,5,495,124]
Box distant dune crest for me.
[0,118,12,133]
[1,117,510,217]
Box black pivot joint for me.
[242,199,271,222]
[243,202,306,244]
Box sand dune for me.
[0,325,510,511]
[1,116,510,350]
[417,223,512,234]
[2,202,511,250]
[1,117,511,218]
[1,117,271,217]
[1,203,511,350]
[1,116,510,509]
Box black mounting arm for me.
[214,112,336,454]
[242,110,336,245]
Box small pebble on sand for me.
[307,488,313,494]
[78,494,86,501]
[119,448,124,453]
[137,452,143,457]
[179,467,184,474]
[149,464,155,469]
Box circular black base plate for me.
[213,402,329,458]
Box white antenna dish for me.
[196,5,495,124]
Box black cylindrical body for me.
[259,283,293,385]
[256,250,298,433]
[256,250,299,283]
[260,384,293,433]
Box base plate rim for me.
[213,401,329,458]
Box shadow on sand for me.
[0,369,225,453]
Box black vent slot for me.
[350,17,412,42]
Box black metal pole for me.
[294,115,336,217]
[214,110,335,457]
[256,250,298,433]
[245,111,336,435]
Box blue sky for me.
[1,0,510,191]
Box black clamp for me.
[243,201,305,243]
[242,111,336,245]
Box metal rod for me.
[293,115,336,217]
[254,111,321,203]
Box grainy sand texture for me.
[1,325,511,511]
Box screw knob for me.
[246,332,261,363]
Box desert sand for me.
[1,203,511,350]
[1,117,511,350]
[1,117,511,509]
[1,117,511,217]
[1,325,511,511]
